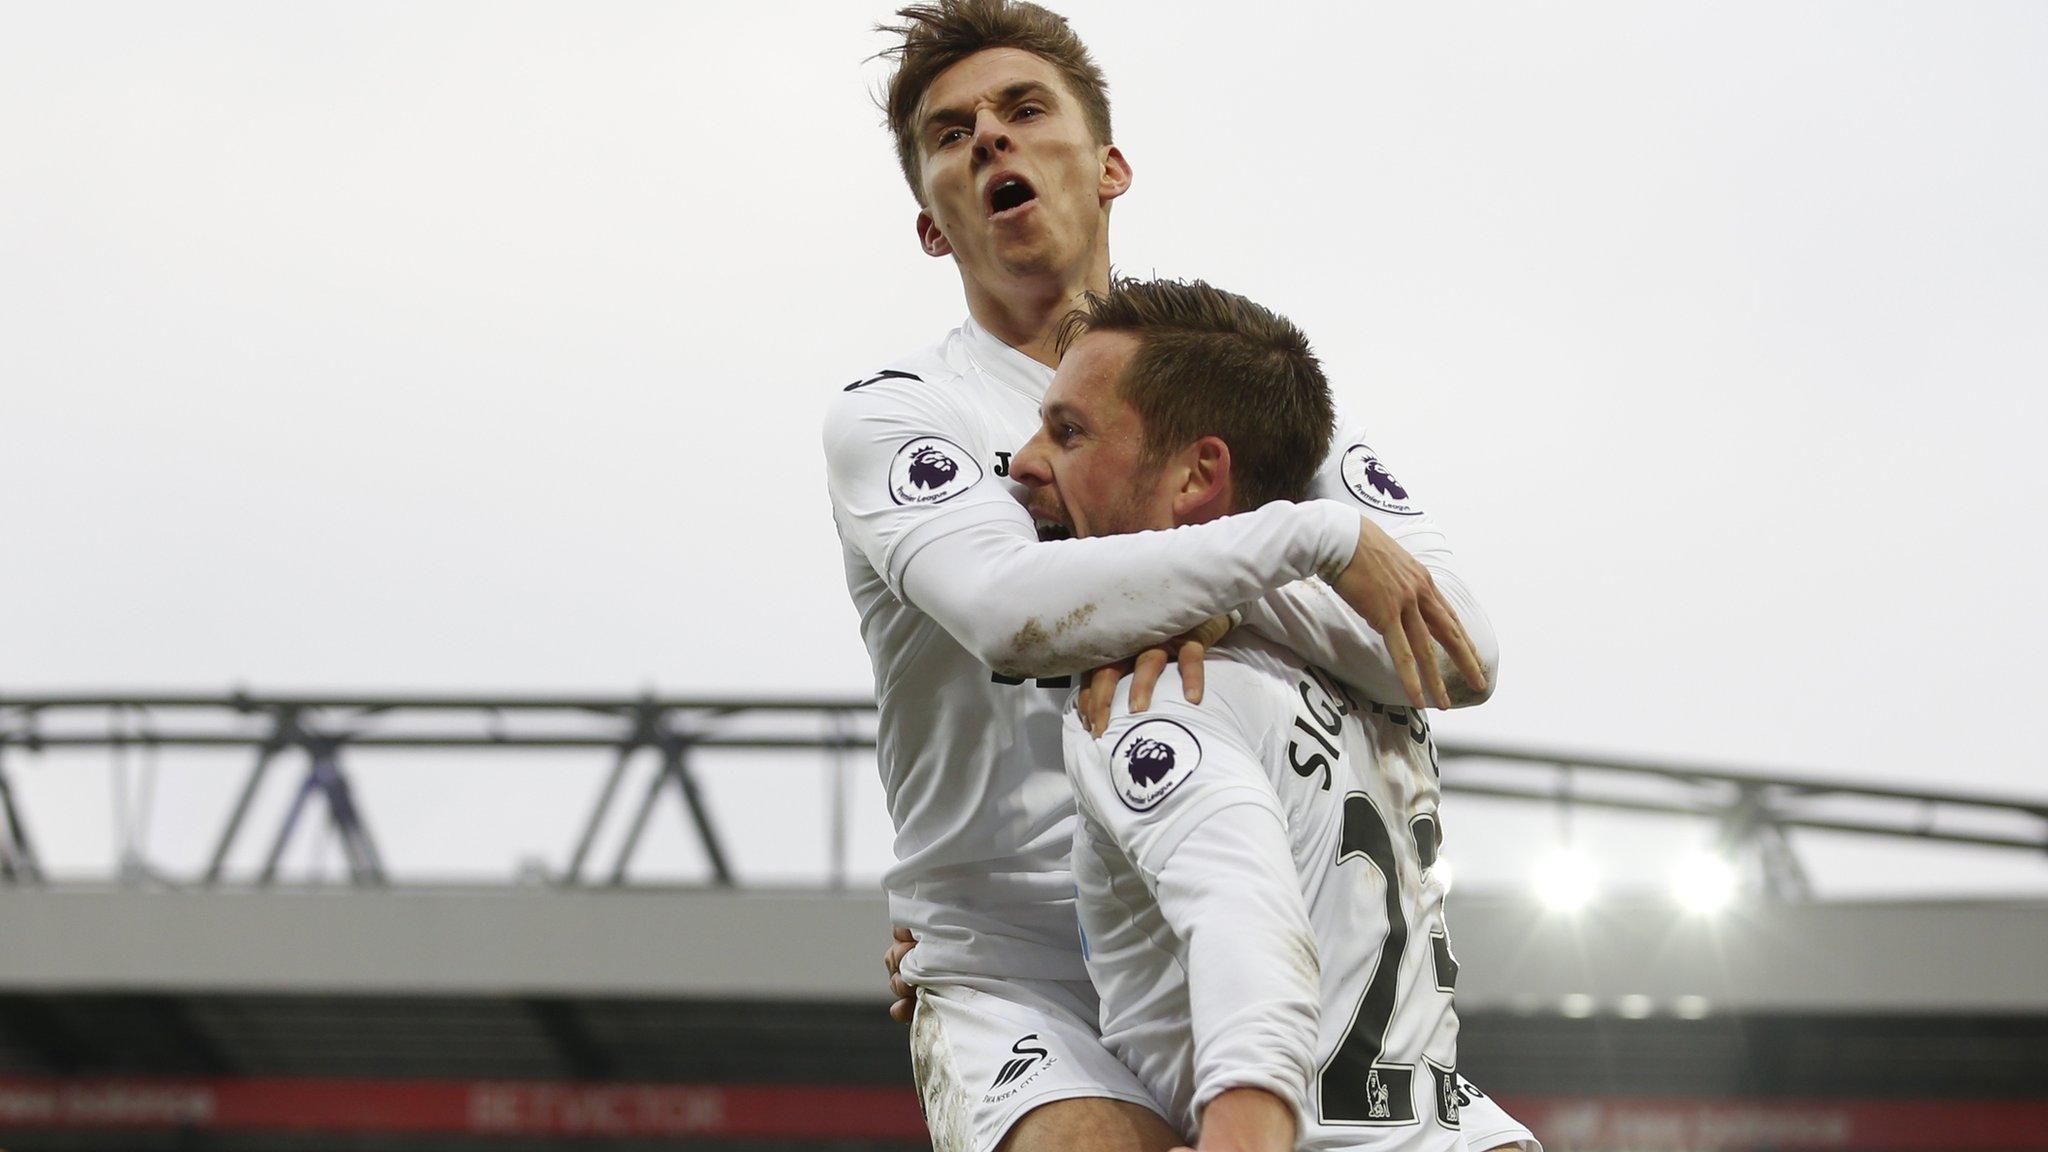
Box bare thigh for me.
[996,1095,1182,1152]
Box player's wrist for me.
[1312,502,1362,583]
[1195,1085,1296,1152]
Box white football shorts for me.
[911,973,1170,1152]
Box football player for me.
[823,4,1525,1151]
[1021,276,1490,1152]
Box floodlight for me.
[1532,849,1599,912]
[1672,852,1739,914]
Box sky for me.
[2,1,2044,900]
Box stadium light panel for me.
[1533,848,1600,912]
[1672,851,1739,914]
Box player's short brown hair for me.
[876,0,1113,202]
[1058,277,1335,512]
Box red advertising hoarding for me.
[0,1078,2042,1149]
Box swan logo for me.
[983,1034,1057,1104]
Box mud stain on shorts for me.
[911,991,975,1152]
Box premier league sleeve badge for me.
[1340,444,1421,516]
[888,435,984,505]
[1110,718,1204,812]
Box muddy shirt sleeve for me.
[825,380,1360,678]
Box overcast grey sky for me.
[2,2,2044,898]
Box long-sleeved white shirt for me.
[1066,634,1466,1152]
[821,316,1495,984]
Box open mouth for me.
[986,175,1038,217]
[1034,518,1073,542]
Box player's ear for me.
[916,210,953,258]
[1098,145,1132,204]
[1172,436,1232,524]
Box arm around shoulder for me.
[901,499,1354,678]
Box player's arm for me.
[1069,677,1319,1151]
[1182,1088,1294,1152]
[1238,433,1498,707]
[826,382,1371,679]
[1156,800,1318,1152]
[906,505,1360,679]
[1243,563,1496,708]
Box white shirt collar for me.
[961,314,1054,402]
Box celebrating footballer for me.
[821,3,1532,1151]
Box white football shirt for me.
[1066,634,1464,1152]
[821,316,1494,986]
